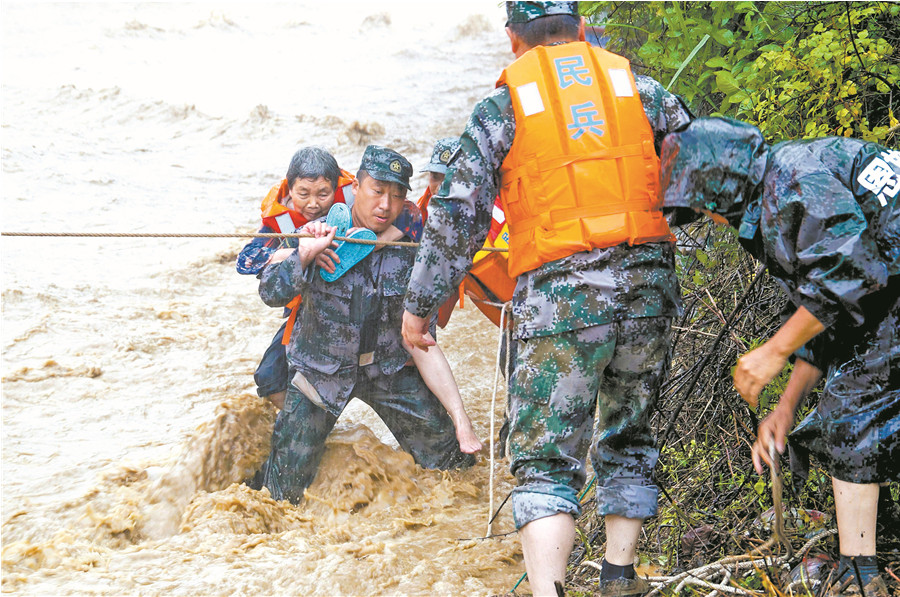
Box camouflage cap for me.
[660,117,769,233]
[422,137,460,174]
[359,145,413,191]
[506,1,579,25]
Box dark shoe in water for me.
[824,573,890,597]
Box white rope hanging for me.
[486,299,513,538]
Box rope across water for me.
[0,230,510,251]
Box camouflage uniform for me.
[238,186,425,398]
[661,118,900,483]
[237,200,425,277]
[254,147,473,503]
[404,55,691,526]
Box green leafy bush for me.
[562,5,900,591]
[583,1,899,143]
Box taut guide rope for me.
[0,231,509,251]
[8,228,517,526]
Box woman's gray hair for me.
[286,147,341,191]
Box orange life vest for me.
[417,187,433,222]
[258,170,356,345]
[497,42,674,277]
[460,197,515,327]
[260,170,356,233]
[420,187,515,328]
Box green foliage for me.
[582,1,899,144]
[675,224,745,292]
[564,8,899,585]
[574,527,593,560]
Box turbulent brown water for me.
[1,3,528,594]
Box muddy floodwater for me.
[1,3,529,594]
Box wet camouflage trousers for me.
[791,291,900,484]
[258,365,474,504]
[508,317,672,528]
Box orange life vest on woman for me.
[460,197,516,327]
[497,42,674,277]
[417,187,433,222]
[260,170,356,233]
[420,189,515,327]
[258,170,356,344]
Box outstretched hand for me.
[402,310,436,350]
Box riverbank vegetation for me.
[560,2,900,595]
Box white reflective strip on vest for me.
[516,82,545,116]
[274,213,295,233]
[341,183,355,208]
[492,203,506,224]
[608,69,634,97]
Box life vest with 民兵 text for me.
[497,42,674,277]
[258,169,356,344]
[260,170,356,233]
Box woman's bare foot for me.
[456,419,483,454]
